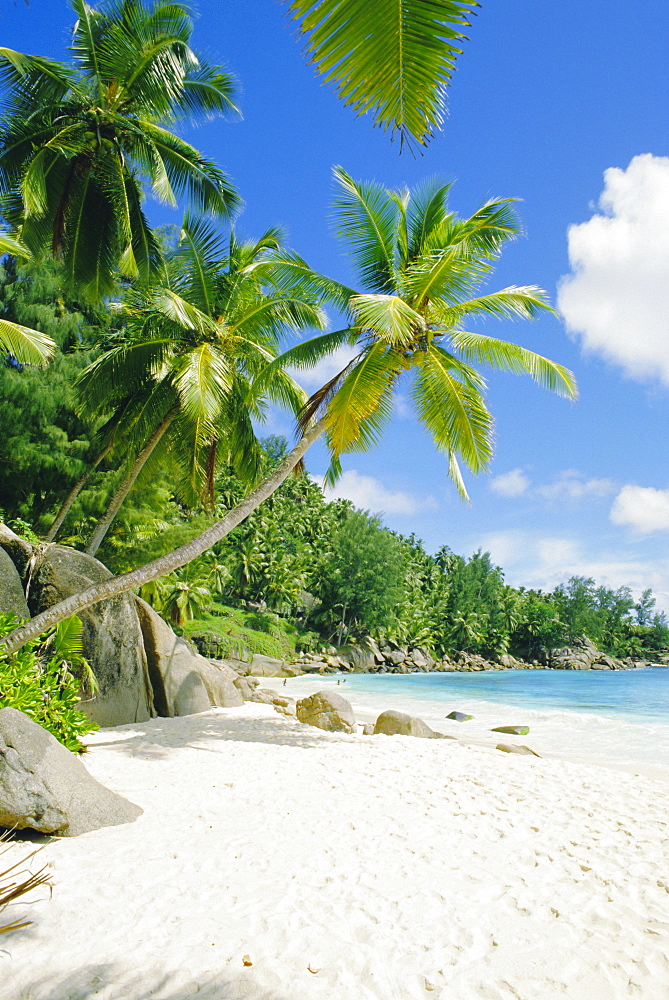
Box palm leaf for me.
[0,318,56,364]
[411,343,493,489]
[287,0,479,148]
[332,165,398,292]
[451,331,578,398]
[0,231,31,258]
[325,342,404,455]
[349,293,425,347]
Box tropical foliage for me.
[0,0,239,300]
[0,613,97,752]
[287,0,479,148]
[74,217,323,554]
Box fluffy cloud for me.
[489,468,531,497]
[538,470,615,501]
[317,469,438,516]
[478,529,669,610]
[610,485,669,534]
[558,154,669,383]
[489,468,614,502]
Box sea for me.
[275,668,669,778]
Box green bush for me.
[181,605,304,662]
[0,613,97,753]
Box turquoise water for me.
[339,667,669,725]
[277,668,669,772]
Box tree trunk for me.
[0,417,328,654]
[85,413,175,557]
[44,441,114,543]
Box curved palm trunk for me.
[85,413,175,558]
[44,441,114,543]
[0,417,328,654]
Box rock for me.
[361,723,375,735]
[197,658,244,709]
[446,711,473,722]
[496,743,541,757]
[0,523,33,580]
[233,675,260,700]
[0,708,142,836]
[26,546,153,727]
[296,690,356,733]
[247,654,287,677]
[491,725,530,736]
[388,650,406,666]
[0,548,29,620]
[548,636,599,670]
[373,710,438,738]
[135,599,242,714]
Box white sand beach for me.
[3,697,669,1000]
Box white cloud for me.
[610,485,669,534]
[288,345,359,391]
[489,468,531,497]
[478,529,669,611]
[316,469,438,516]
[558,154,669,384]
[538,469,615,501]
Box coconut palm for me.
[0,169,577,653]
[264,167,576,497]
[287,0,479,149]
[0,0,239,302]
[73,215,324,556]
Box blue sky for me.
[4,1,669,607]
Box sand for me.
[2,699,669,1000]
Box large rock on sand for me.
[135,599,242,715]
[0,708,142,836]
[296,690,356,733]
[0,548,29,620]
[26,546,153,727]
[374,710,440,738]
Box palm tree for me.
[0,169,576,653]
[73,216,324,555]
[287,0,479,149]
[0,0,239,302]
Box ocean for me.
[276,668,669,777]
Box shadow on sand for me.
[89,708,345,760]
[8,962,289,1000]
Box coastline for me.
[3,698,669,1000]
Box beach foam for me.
[2,703,668,1000]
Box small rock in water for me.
[491,725,530,735]
[446,711,473,722]
[496,743,541,757]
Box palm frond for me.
[332,165,398,292]
[0,317,56,364]
[411,343,493,486]
[324,343,404,456]
[451,331,578,399]
[287,0,479,148]
[349,293,425,347]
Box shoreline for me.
[259,672,669,782]
[3,703,668,1000]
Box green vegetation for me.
[0,613,97,752]
[181,606,306,663]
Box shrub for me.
[0,613,97,753]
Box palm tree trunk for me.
[85,413,175,558]
[0,417,328,654]
[44,441,114,543]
